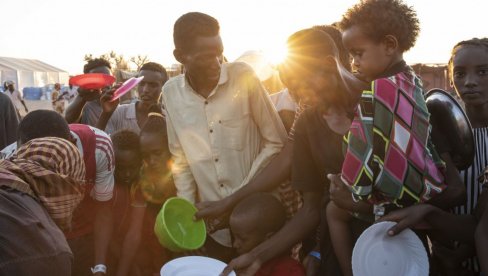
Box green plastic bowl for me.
[154,197,206,252]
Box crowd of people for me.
[0,0,487,275]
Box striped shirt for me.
[454,127,488,272]
[71,126,114,201]
[455,127,488,215]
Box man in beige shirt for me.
[162,12,287,259]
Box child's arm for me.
[116,198,146,276]
[328,174,373,214]
[426,152,466,209]
[326,202,354,276]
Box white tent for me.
[0,56,69,94]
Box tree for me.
[130,55,150,71]
[84,51,130,71]
[84,52,153,72]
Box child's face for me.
[140,133,171,171]
[342,25,393,82]
[451,46,488,107]
[114,149,142,185]
[230,215,268,255]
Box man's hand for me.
[99,84,121,114]
[77,87,103,102]
[194,199,232,233]
[220,252,262,276]
[378,204,433,236]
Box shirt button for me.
[218,120,222,124]
[210,129,213,133]
[204,101,208,105]
[220,184,224,188]
[215,158,219,162]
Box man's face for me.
[181,35,224,86]
[7,84,14,92]
[137,70,165,106]
[451,46,488,107]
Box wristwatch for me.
[91,264,107,274]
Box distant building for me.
[0,56,69,95]
[411,63,452,93]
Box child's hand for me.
[328,174,354,210]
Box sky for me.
[2,0,487,75]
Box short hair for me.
[140,62,169,83]
[313,24,351,71]
[111,129,140,153]
[83,58,112,74]
[448,38,488,78]
[140,104,167,139]
[18,110,71,144]
[339,0,420,52]
[173,12,220,51]
[231,193,286,235]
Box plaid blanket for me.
[341,69,446,207]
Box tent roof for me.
[0,56,67,73]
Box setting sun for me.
[264,44,289,66]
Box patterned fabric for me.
[0,137,86,230]
[341,69,446,207]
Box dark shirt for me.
[0,92,19,150]
[291,107,345,193]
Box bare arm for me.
[93,201,114,274]
[65,95,88,123]
[66,88,102,123]
[116,204,146,276]
[96,88,119,131]
[380,204,476,243]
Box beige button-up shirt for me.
[162,62,287,245]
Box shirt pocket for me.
[219,113,250,151]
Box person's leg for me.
[326,201,354,276]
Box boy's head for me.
[282,27,347,108]
[17,110,71,146]
[138,62,168,107]
[339,0,420,82]
[448,38,488,107]
[83,58,112,74]
[111,130,142,186]
[230,193,286,255]
[173,12,223,87]
[140,105,169,171]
